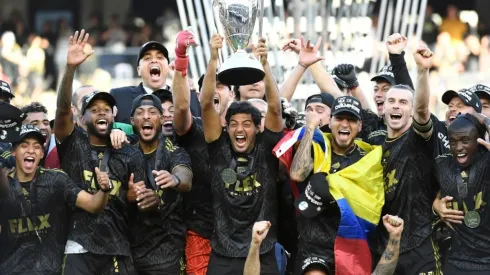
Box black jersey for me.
[174,117,214,239]
[207,128,283,257]
[130,136,191,269]
[431,114,450,157]
[376,127,437,255]
[435,152,490,271]
[359,109,386,146]
[0,168,82,274]
[297,145,367,271]
[56,126,146,256]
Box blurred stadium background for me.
[0,0,488,119]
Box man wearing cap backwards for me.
[201,33,283,273]
[128,93,193,274]
[374,46,441,274]
[54,30,147,274]
[289,95,381,274]
[0,124,111,274]
[432,112,490,274]
[244,216,405,275]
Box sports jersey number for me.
[83,170,122,197]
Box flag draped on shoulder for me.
[273,126,384,275]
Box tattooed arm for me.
[372,215,404,275]
[290,112,321,182]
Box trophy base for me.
[218,51,265,86]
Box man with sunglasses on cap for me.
[128,93,193,274]
[289,95,384,274]
[54,30,147,274]
[0,124,110,274]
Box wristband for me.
[298,62,308,69]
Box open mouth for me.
[338,129,351,141]
[162,121,173,131]
[214,95,220,110]
[376,101,384,111]
[449,116,456,122]
[24,156,35,169]
[456,153,468,164]
[141,122,154,135]
[96,119,108,131]
[150,66,161,81]
[390,113,402,121]
[235,135,246,147]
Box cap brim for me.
[138,42,169,64]
[441,90,458,105]
[371,75,395,85]
[0,91,14,98]
[331,109,362,121]
[301,262,329,275]
[17,131,45,145]
[475,90,490,100]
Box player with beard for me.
[0,124,110,274]
[433,113,490,274]
[129,93,193,274]
[375,46,440,274]
[54,30,147,274]
[201,32,283,273]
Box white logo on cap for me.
[305,184,323,206]
[0,130,6,140]
[460,91,472,102]
[298,201,308,211]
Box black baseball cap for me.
[153,89,173,104]
[131,94,163,116]
[294,173,335,218]
[371,65,395,85]
[14,124,45,145]
[0,80,14,99]
[300,257,329,275]
[331,96,362,120]
[137,41,170,65]
[197,74,232,92]
[470,84,490,101]
[81,91,117,115]
[305,93,335,110]
[0,102,23,143]
[442,88,482,113]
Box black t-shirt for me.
[207,128,283,257]
[297,145,367,270]
[56,126,146,256]
[430,114,450,157]
[0,168,81,274]
[174,117,214,239]
[130,136,191,268]
[359,109,386,146]
[435,152,490,271]
[376,127,437,254]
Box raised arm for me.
[290,113,320,182]
[255,37,283,132]
[54,30,93,142]
[280,37,325,101]
[201,34,224,143]
[333,64,371,108]
[372,215,404,275]
[412,46,434,139]
[244,221,271,275]
[283,38,343,99]
[386,33,414,90]
[172,28,198,135]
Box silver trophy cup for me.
[214,0,265,86]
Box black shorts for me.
[134,258,185,275]
[206,249,279,275]
[394,236,440,275]
[62,253,136,275]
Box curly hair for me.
[21,102,48,115]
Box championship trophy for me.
[214,0,265,85]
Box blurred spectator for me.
[101,14,127,47]
[131,24,155,46]
[0,31,22,86]
[440,5,468,43]
[432,32,468,75]
[422,5,438,49]
[86,11,104,46]
[54,18,73,76]
[464,35,481,72]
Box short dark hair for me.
[448,113,486,139]
[21,102,47,115]
[391,84,415,94]
[72,85,95,108]
[225,101,262,127]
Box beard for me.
[137,124,162,145]
[86,121,114,140]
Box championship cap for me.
[0,102,23,143]
[300,257,329,275]
[14,124,45,145]
[131,94,163,116]
[371,65,395,85]
[81,91,117,115]
[442,88,482,113]
[331,96,362,120]
[470,84,490,101]
[0,80,14,100]
[137,41,170,65]
[305,93,335,110]
[294,173,335,218]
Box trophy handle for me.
[258,0,265,37]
